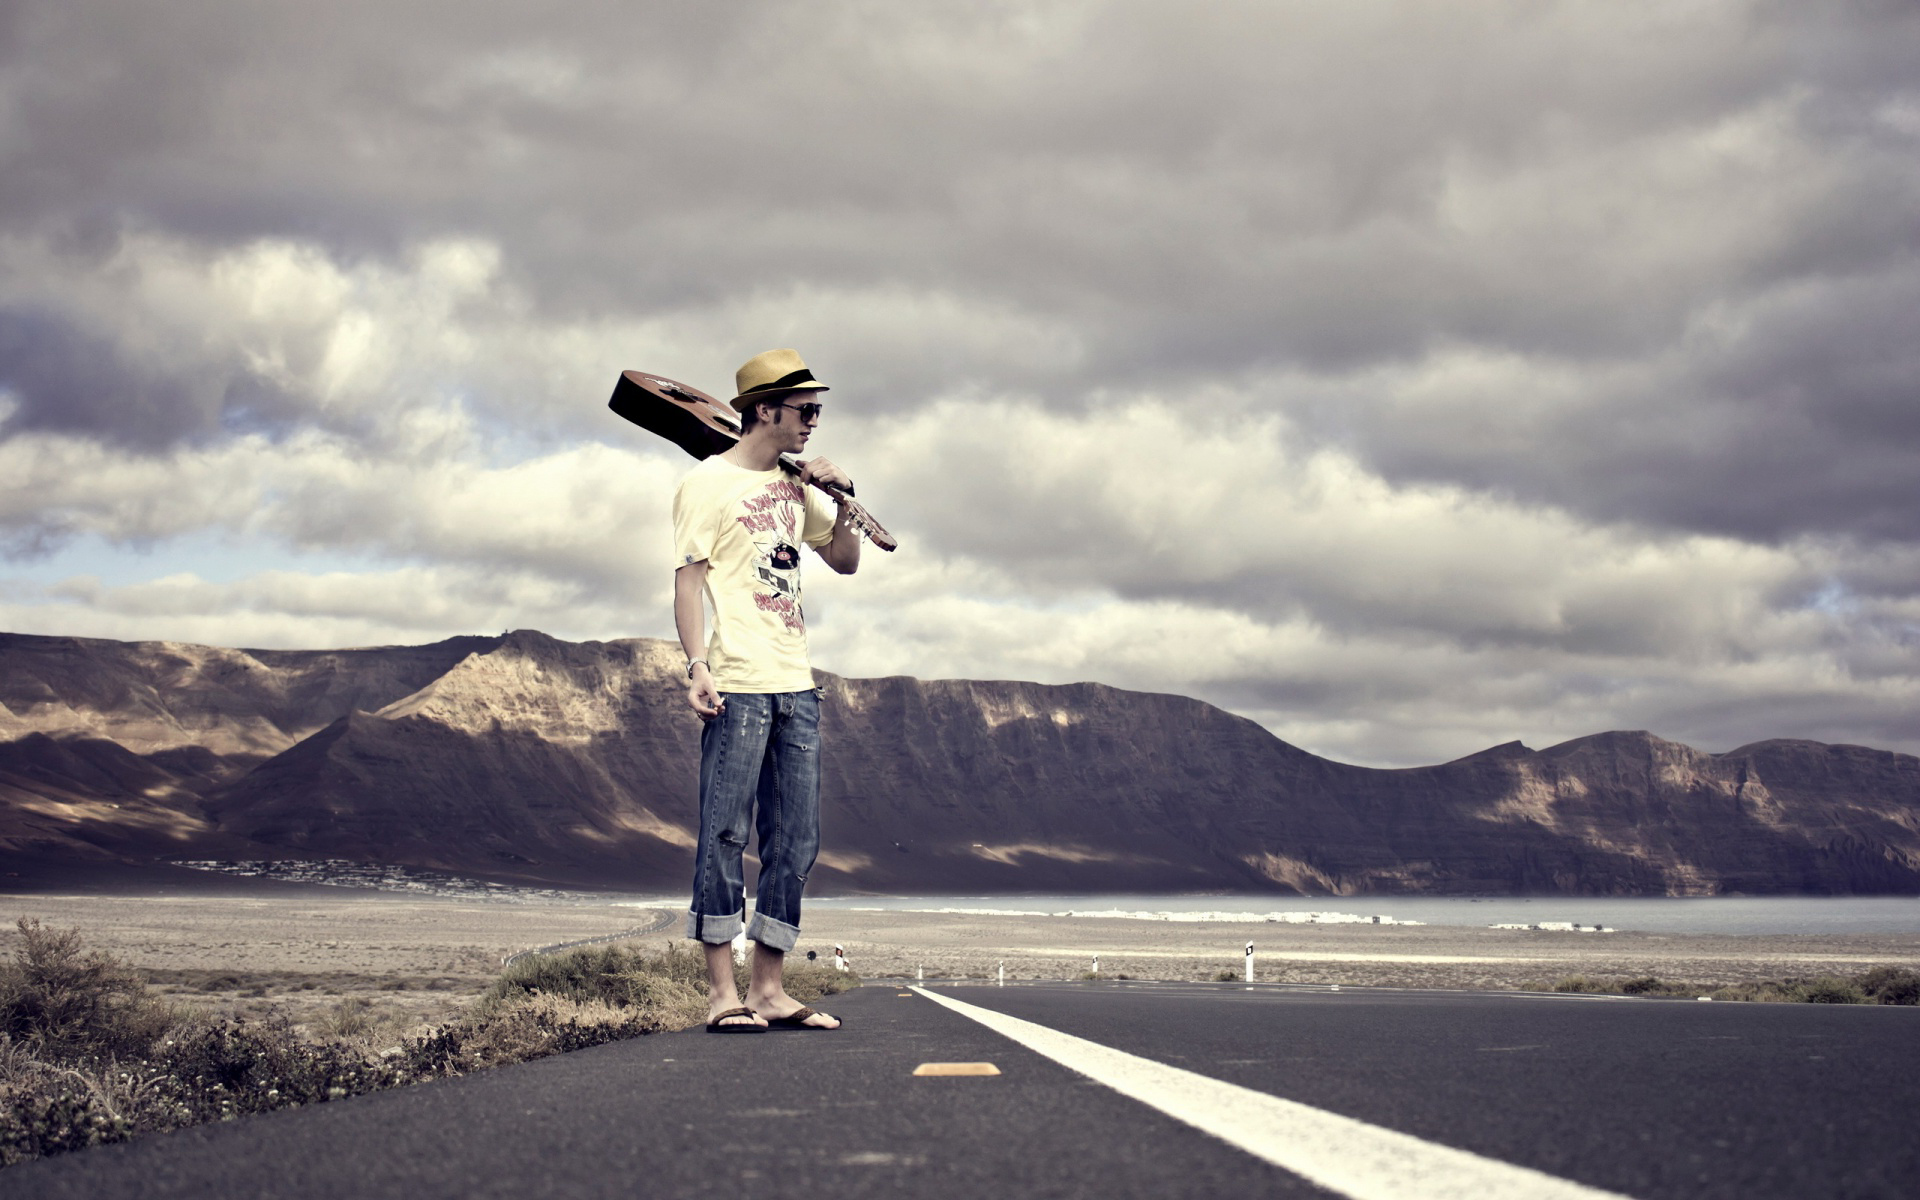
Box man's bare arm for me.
[816,502,862,575]
[674,561,724,719]
[797,456,861,576]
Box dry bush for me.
[1855,966,1920,1005]
[1709,977,1869,1004]
[315,998,379,1040]
[779,958,861,1007]
[0,919,177,1058]
[480,941,858,1019]
[1539,968,1909,1004]
[399,993,697,1077]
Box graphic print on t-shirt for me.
[734,478,808,631]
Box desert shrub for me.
[1212,970,1239,982]
[315,998,375,1039]
[147,1014,405,1122]
[482,942,714,1012]
[0,1014,404,1166]
[1551,975,1616,994]
[479,942,857,1018]
[0,919,177,1059]
[480,944,640,1013]
[0,1039,180,1163]
[0,1072,138,1165]
[1855,966,1920,1006]
[1705,976,1867,1004]
[779,959,860,1005]
[1619,977,1699,998]
[1796,977,1867,1004]
[397,991,712,1078]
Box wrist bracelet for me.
[686,659,708,678]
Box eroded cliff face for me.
[2,629,1916,894]
[0,632,500,758]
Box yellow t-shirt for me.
[672,457,837,693]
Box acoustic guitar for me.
[608,370,898,552]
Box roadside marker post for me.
[1092,955,1099,977]
[1245,941,1254,983]
[998,961,1005,987]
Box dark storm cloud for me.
[0,307,307,448]
[1334,263,1920,545]
[4,1,1914,532]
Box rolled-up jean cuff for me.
[686,908,744,944]
[746,911,800,953]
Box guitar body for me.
[608,370,898,551]
[609,370,743,459]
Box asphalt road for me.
[933,980,1920,1200]
[4,981,1913,1200]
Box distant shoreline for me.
[10,857,1920,936]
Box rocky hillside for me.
[3,629,1917,895]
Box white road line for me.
[910,986,1633,1200]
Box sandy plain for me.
[5,888,1917,1032]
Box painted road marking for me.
[912,1062,1002,1076]
[911,987,1630,1200]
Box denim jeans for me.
[685,688,821,953]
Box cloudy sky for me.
[3,1,1917,766]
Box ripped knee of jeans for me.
[718,829,747,847]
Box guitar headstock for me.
[844,499,899,552]
[828,492,899,552]
[776,460,899,552]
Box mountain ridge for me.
[2,629,1916,895]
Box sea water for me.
[796,894,1920,936]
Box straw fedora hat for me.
[731,348,830,412]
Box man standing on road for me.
[673,348,860,1033]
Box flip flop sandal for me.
[705,1006,764,1034]
[763,1005,841,1031]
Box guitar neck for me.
[777,457,898,552]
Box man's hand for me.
[687,662,725,721]
[795,456,852,493]
[675,560,725,720]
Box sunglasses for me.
[772,400,824,421]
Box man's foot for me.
[706,1003,767,1032]
[749,993,842,1029]
[762,1005,841,1030]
